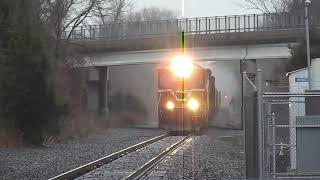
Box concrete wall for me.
[108,64,158,128]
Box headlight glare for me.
[187,98,199,111]
[166,101,175,110]
[169,55,193,78]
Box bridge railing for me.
[62,13,320,40]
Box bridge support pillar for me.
[98,67,108,116]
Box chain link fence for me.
[262,93,320,179]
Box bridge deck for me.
[64,13,320,61]
[69,28,311,53]
[81,43,292,67]
[64,13,320,42]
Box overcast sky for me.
[132,0,260,17]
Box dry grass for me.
[52,109,108,143]
[44,110,144,144]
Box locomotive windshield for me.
[158,68,205,90]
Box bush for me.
[0,1,63,145]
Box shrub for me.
[0,0,64,145]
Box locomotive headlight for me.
[166,101,175,110]
[187,98,200,111]
[170,55,193,78]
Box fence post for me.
[80,26,83,38]
[282,12,285,28]
[196,18,198,33]
[253,14,256,31]
[256,14,259,31]
[215,16,218,33]
[235,15,237,32]
[266,102,272,178]
[120,22,123,39]
[198,18,201,34]
[238,16,241,32]
[228,16,231,32]
[225,16,227,32]
[272,112,276,178]
[257,69,263,179]
[244,15,247,32]
[248,15,251,31]
[176,19,179,33]
[208,18,211,34]
[218,18,221,33]
[206,17,208,34]
[185,18,188,34]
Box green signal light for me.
[181,31,185,53]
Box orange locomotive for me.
[157,59,220,132]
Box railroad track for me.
[126,134,192,180]
[49,133,192,180]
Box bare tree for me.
[127,7,178,22]
[39,0,99,40]
[240,0,293,13]
[241,0,319,15]
[91,0,132,25]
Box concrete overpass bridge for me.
[65,12,320,127]
[65,12,320,52]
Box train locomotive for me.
[157,55,220,132]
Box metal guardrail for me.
[63,12,320,40]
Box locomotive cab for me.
[157,58,216,132]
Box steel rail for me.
[49,133,169,180]
[125,134,192,180]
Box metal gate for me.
[261,92,320,179]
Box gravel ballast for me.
[76,136,184,180]
[145,128,245,180]
[0,128,165,180]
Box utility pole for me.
[305,0,312,90]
